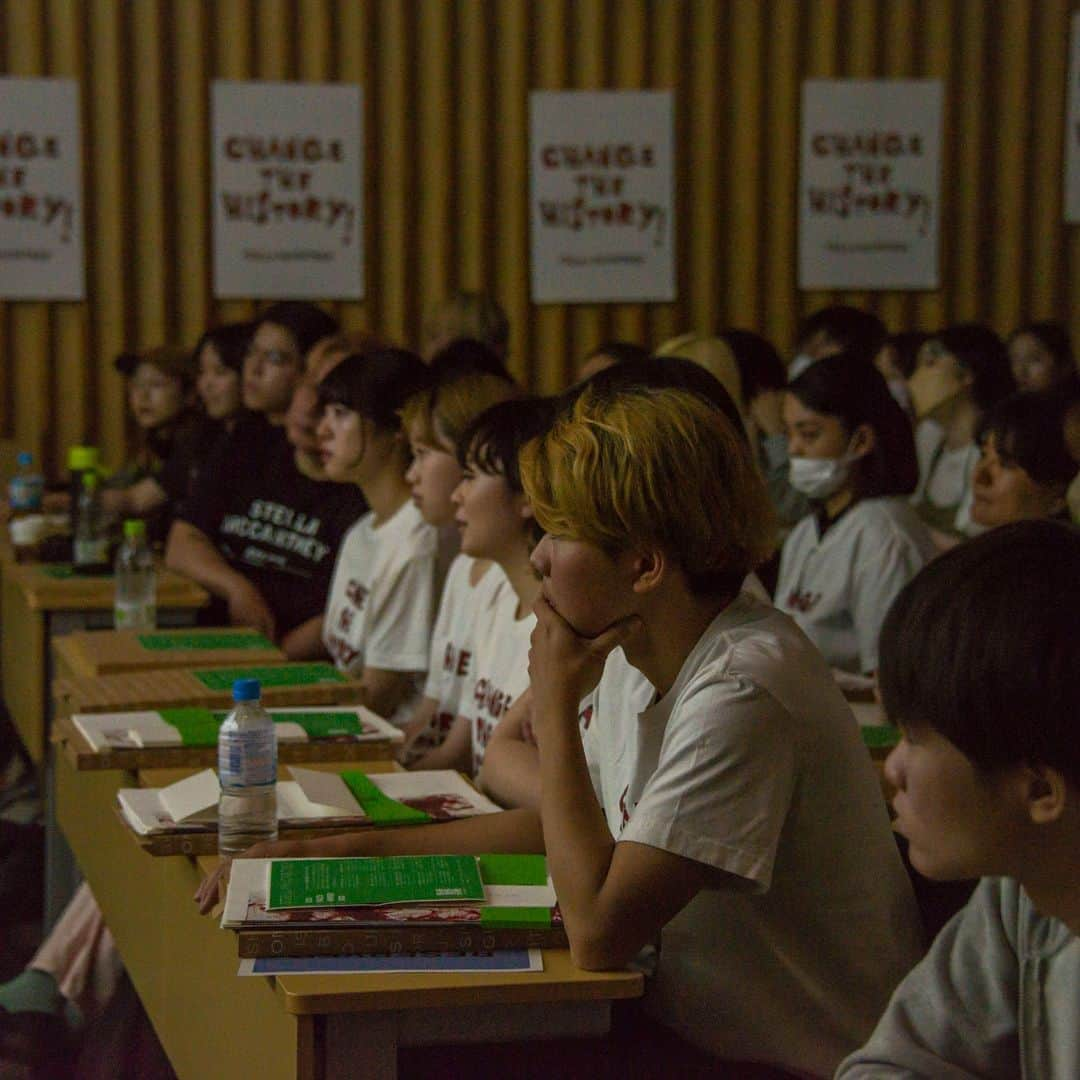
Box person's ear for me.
[629,547,666,596]
[848,423,876,460]
[1021,764,1069,826]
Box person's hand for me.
[528,597,641,730]
[193,839,281,915]
[226,579,277,641]
[750,389,786,438]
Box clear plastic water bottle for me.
[8,451,44,515]
[218,679,278,856]
[114,519,157,629]
[72,471,110,574]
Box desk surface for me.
[4,560,207,611]
[53,626,284,677]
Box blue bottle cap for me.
[232,678,261,702]
[17,451,32,467]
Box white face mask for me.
[788,353,815,381]
[788,455,853,500]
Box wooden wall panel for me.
[0,0,1076,473]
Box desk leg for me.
[320,1013,397,1080]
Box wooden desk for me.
[55,752,642,1080]
[1,561,207,764]
[53,626,285,680]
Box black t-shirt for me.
[178,413,367,635]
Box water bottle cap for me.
[16,451,32,467]
[68,446,99,471]
[232,678,261,702]
[123,518,146,539]
[81,471,99,492]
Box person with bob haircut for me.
[837,519,1080,1079]
[317,348,456,725]
[908,323,1016,542]
[776,354,936,675]
[395,367,520,767]
[1007,320,1077,395]
[788,303,887,379]
[970,390,1078,529]
[198,383,922,1077]
[575,339,651,383]
[420,290,510,362]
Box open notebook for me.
[117,768,501,837]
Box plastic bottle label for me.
[218,726,276,788]
[114,601,156,629]
[9,475,44,512]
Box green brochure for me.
[267,855,485,910]
[340,772,432,825]
[137,631,274,651]
[158,708,223,747]
[861,725,901,751]
[287,712,367,738]
[476,853,548,886]
[192,663,346,691]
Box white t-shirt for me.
[322,500,452,727]
[421,555,505,737]
[462,583,535,776]
[775,496,937,674]
[912,418,983,536]
[580,595,923,1077]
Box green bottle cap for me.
[123,519,146,539]
[68,446,99,471]
[81,471,99,492]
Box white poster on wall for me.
[0,77,85,300]
[529,91,675,304]
[212,80,363,299]
[799,79,942,290]
[1065,13,1080,223]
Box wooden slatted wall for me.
[1,0,1077,475]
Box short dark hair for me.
[787,352,919,496]
[935,323,1015,413]
[568,354,749,449]
[317,347,431,431]
[878,520,1080,788]
[582,341,652,368]
[457,397,556,496]
[193,321,255,374]
[257,302,340,359]
[1008,321,1075,378]
[721,329,786,399]
[796,305,886,364]
[978,391,1079,488]
[881,331,929,380]
[428,337,512,382]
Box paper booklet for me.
[73,705,404,753]
[117,768,502,838]
[222,855,558,930]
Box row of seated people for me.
[2,293,1078,1077]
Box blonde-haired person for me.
[396,369,520,766]
[420,290,510,362]
[198,383,921,1077]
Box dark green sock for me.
[0,969,65,1017]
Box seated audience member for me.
[908,323,1015,543]
[722,327,810,528]
[837,520,1080,1079]
[427,336,512,381]
[776,355,935,675]
[397,369,521,766]
[970,391,1078,529]
[1007,320,1078,395]
[442,398,553,777]
[873,330,928,415]
[167,302,365,657]
[100,345,202,542]
[655,333,746,425]
[420,290,510,362]
[480,354,773,811]
[203,383,923,1077]
[576,340,651,383]
[318,349,454,724]
[788,303,887,379]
